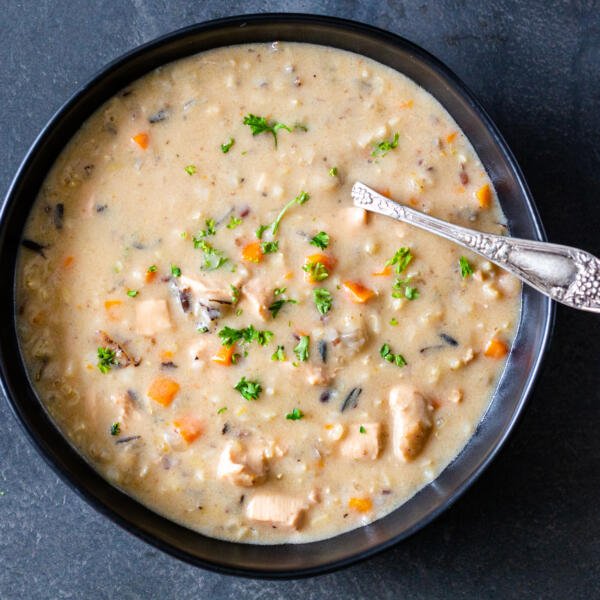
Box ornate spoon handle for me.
[352,182,600,313]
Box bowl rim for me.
[0,12,555,579]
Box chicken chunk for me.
[243,278,270,321]
[339,423,382,460]
[389,385,433,462]
[245,492,307,530]
[135,299,171,336]
[217,441,268,487]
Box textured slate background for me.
[1,1,599,598]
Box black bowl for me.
[0,14,553,578]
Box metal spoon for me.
[351,182,600,313]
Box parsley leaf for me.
[359,425,366,434]
[221,138,235,153]
[386,247,413,274]
[271,345,286,361]
[230,284,240,305]
[218,325,274,347]
[234,376,262,401]
[147,265,157,273]
[379,343,407,367]
[270,191,310,235]
[194,239,228,271]
[390,317,399,326]
[286,407,304,420]
[372,132,399,157]
[294,336,310,362]
[193,219,216,242]
[459,256,474,278]
[255,224,269,239]
[217,406,227,415]
[328,166,338,177]
[404,285,420,300]
[170,264,182,277]
[310,231,329,250]
[97,347,117,374]
[127,289,139,298]
[313,288,332,315]
[261,240,279,254]
[227,215,242,229]
[392,277,419,300]
[243,113,292,147]
[302,260,329,282]
[184,164,197,175]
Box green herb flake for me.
[97,347,117,374]
[261,240,279,254]
[286,408,304,421]
[226,215,243,229]
[294,336,310,362]
[372,132,400,157]
[270,191,310,235]
[459,256,474,278]
[302,260,329,282]
[217,407,228,415]
[218,325,274,347]
[234,376,262,401]
[379,343,407,368]
[184,164,197,176]
[221,137,235,153]
[170,264,182,277]
[313,288,332,315]
[359,425,366,434]
[386,247,413,274]
[404,286,420,300]
[310,231,330,250]
[243,113,292,147]
[127,289,139,298]
[255,224,269,239]
[328,166,338,177]
[230,284,240,305]
[271,345,286,361]
[390,317,399,326]
[193,219,217,243]
[194,239,229,271]
[147,265,157,273]
[110,422,120,436]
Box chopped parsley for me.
[387,248,418,300]
[218,325,273,347]
[294,336,310,362]
[230,284,240,305]
[392,277,419,300]
[286,408,304,421]
[359,425,366,434]
[313,288,333,315]
[270,191,310,236]
[97,347,116,374]
[386,247,413,274]
[261,240,279,254]
[372,132,399,157]
[274,287,286,296]
[459,256,474,278]
[271,345,286,361]
[234,376,262,401]
[404,285,420,300]
[217,406,228,415]
[255,224,269,239]
[127,289,139,298]
[380,343,407,367]
[110,422,120,436]
[184,164,197,175]
[243,113,292,147]
[170,264,182,277]
[310,231,329,250]
[328,166,338,177]
[147,265,157,273]
[221,137,235,153]
[193,219,217,241]
[390,317,399,326]
[194,239,228,270]
[302,260,329,281]
[226,215,242,229]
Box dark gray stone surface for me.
[1,1,599,598]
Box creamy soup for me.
[16,42,520,544]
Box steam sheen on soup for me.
[17,43,520,543]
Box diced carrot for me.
[132,132,149,149]
[399,100,414,109]
[446,132,458,143]
[342,280,375,303]
[476,183,493,208]
[63,255,74,268]
[173,415,203,444]
[104,299,122,310]
[348,497,373,513]
[160,350,174,361]
[484,337,509,359]
[372,265,392,277]
[324,423,334,430]
[242,241,263,263]
[284,271,294,280]
[145,270,157,283]
[104,299,123,321]
[148,377,180,406]
[211,344,236,366]
[408,197,419,207]
[316,457,325,469]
